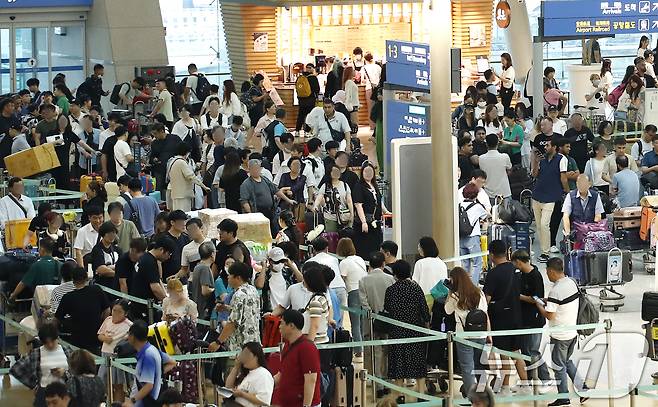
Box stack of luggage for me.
[612,206,646,251]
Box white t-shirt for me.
[545,277,580,341]
[457,186,492,213]
[308,252,345,289]
[235,366,274,407]
[477,119,503,136]
[98,129,114,150]
[186,74,200,103]
[318,181,351,222]
[552,119,568,136]
[39,344,68,388]
[114,139,132,177]
[339,255,367,292]
[305,107,350,148]
[412,257,448,295]
[631,139,653,163]
[181,238,211,270]
[444,291,488,333]
[268,269,288,310]
[280,282,331,313]
[157,89,174,122]
[459,201,488,237]
[200,112,222,131]
[478,150,512,198]
[73,223,99,257]
[362,63,382,91]
[501,66,515,89]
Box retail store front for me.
[0,0,91,94]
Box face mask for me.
[477,101,486,108]
[592,80,601,86]
[272,263,285,272]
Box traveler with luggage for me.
[640,134,658,189]
[610,155,641,208]
[532,136,570,262]
[561,174,605,241]
[295,63,321,134]
[510,250,552,392]
[535,258,590,407]
[444,266,489,397]
[459,183,489,284]
[458,169,493,214]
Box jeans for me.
[551,337,582,397]
[460,235,483,285]
[456,338,486,396]
[532,200,555,255]
[333,286,348,308]
[521,333,552,382]
[347,289,363,353]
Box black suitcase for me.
[642,292,658,321]
[585,250,632,285]
[332,328,353,368]
[614,228,646,251]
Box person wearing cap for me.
[161,210,191,282]
[162,278,198,323]
[547,105,567,136]
[258,246,302,312]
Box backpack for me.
[295,74,312,98]
[110,82,129,105]
[607,83,626,108]
[560,279,599,336]
[458,202,478,237]
[463,308,488,332]
[192,73,211,101]
[262,120,281,159]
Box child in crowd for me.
[97,299,133,403]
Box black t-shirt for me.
[483,261,521,330]
[116,252,137,293]
[55,285,110,352]
[215,238,251,278]
[101,135,118,181]
[519,266,546,328]
[218,169,249,212]
[340,169,359,191]
[37,229,68,259]
[563,126,594,171]
[28,215,48,232]
[473,140,488,157]
[89,242,122,290]
[352,182,382,225]
[458,153,474,188]
[0,113,20,166]
[131,252,160,301]
[150,134,182,174]
[161,232,190,281]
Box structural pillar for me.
[431,0,457,261]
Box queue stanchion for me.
[605,319,614,407]
[105,354,113,406]
[531,355,539,407]
[447,331,455,407]
[147,299,154,325]
[368,310,376,404]
[630,386,637,407]
[197,345,204,406]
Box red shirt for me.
[277,336,321,407]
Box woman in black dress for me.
[384,260,431,403]
[352,161,388,259]
[277,157,307,220]
[218,151,248,212]
[47,114,96,190]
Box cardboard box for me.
[197,208,237,239]
[228,213,272,245]
[4,143,60,178]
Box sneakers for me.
[538,385,554,394]
[550,245,560,253]
[548,400,571,407]
[498,386,513,397]
[580,396,590,404]
[538,253,550,263]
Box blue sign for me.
[543,0,658,19]
[543,15,657,36]
[0,0,92,7]
[384,100,429,163]
[385,40,430,91]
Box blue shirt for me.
[123,195,161,237]
[274,122,286,138]
[326,288,343,338]
[211,276,234,321]
[612,169,640,208]
[642,150,658,168]
[135,342,172,406]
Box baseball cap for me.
[268,247,287,262]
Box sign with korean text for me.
[385,100,430,163]
[542,0,658,37]
[0,0,92,7]
[385,40,430,91]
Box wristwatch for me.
[130,397,137,403]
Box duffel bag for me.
[573,220,608,243]
[583,230,616,252]
[642,292,658,322]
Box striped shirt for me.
[50,281,75,314]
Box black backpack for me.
[458,202,478,237]
[192,73,211,101]
[262,120,281,160]
[110,82,129,105]
[463,309,488,332]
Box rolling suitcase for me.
[334,366,349,407]
[613,206,642,229]
[80,158,103,202]
[564,250,589,285]
[147,321,175,355]
[642,292,658,321]
[351,368,366,407]
[585,249,632,286]
[614,228,645,251]
[261,314,281,348]
[332,328,353,368]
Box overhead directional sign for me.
[385,40,430,91]
[542,0,658,37]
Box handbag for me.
[324,114,345,142]
[373,310,392,334]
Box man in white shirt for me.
[535,257,589,406]
[305,99,351,153]
[68,100,84,136]
[478,134,512,199]
[631,124,657,167]
[174,218,210,282]
[304,137,325,188]
[457,169,492,213]
[113,127,134,178]
[307,236,347,310]
[73,205,104,266]
[271,132,294,176]
[0,177,36,229]
[98,111,121,150]
[150,79,174,127]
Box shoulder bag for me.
[324,115,345,143]
[7,194,28,218]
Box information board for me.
[543,15,656,36]
[385,40,430,91]
[311,23,411,60]
[0,0,92,7]
[384,100,429,163]
[543,0,658,19]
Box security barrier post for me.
[368,311,376,404]
[105,354,113,406]
[447,331,455,407]
[531,356,539,407]
[630,387,637,407]
[197,345,204,406]
[605,319,614,407]
[147,299,154,325]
